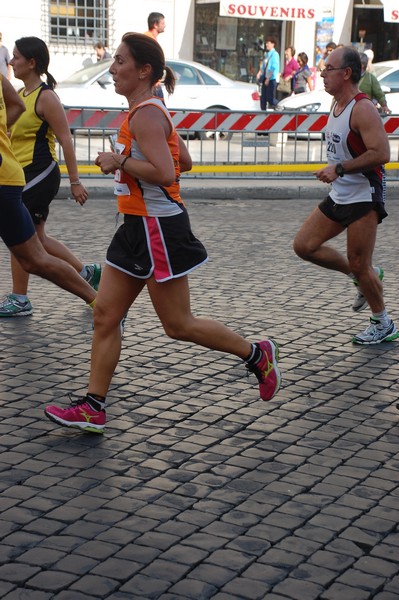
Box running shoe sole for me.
[266,339,281,399]
[0,309,33,317]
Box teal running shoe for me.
[0,294,33,317]
[83,263,102,291]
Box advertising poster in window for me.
[216,16,238,50]
[315,16,334,68]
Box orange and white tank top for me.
[113,97,185,217]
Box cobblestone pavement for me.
[0,193,398,600]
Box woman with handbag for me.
[256,37,280,110]
[277,45,298,100]
[293,52,314,95]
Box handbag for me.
[277,78,291,94]
[257,73,265,85]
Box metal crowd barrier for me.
[60,107,399,181]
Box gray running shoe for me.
[0,294,33,317]
[352,318,399,345]
[352,266,384,312]
[83,263,102,291]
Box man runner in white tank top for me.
[293,45,398,345]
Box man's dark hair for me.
[340,46,362,83]
[148,12,165,29]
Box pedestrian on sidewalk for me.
[292,52,314,94]
[144,12,166,41]
[293,45,398,345]
[0,36,101,318]
[93,41,111,62]
[0,74,97,314]
[257,37,280,110]
[44,32,281,434]
[358,52,391,114]
[277,45,298,100]
[144,12,166,99]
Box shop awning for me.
[219,1,322,21]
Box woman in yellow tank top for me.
[0,37,101,318]
[0,74,97,311]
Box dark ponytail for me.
[45,70,57,90]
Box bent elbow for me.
[156,175,174,186]
[181,159,192,173]
[160,170,176,186]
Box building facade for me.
[1,0,395,86]
[193,1,395,82]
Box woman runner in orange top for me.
[44,32,281,433]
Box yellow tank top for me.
[0,75,25,186]
[10,82,57,170]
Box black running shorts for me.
[23,162,61,224]
[319,195,387,228]
[106,207,208,282]
[0,185,36,247]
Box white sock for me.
[372,310,389,324]
[13,293,28,302]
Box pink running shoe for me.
[246,339,281,401]
[44,397,106,433]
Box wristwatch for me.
[335,163,345,177]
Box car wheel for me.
[199,106,233,141]
[200,130,233,141]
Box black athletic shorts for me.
[106,206,208,282]
[23,161,61,224]
[0,185,35,247]
[318,195,387,228]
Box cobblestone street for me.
[0,192,398,599]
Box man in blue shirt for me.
[257,37,280,110]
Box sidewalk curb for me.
[57,180,399,201]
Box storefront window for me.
[352,2,397,62]
[194,1,281,82]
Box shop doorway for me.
[352,6,399,62]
